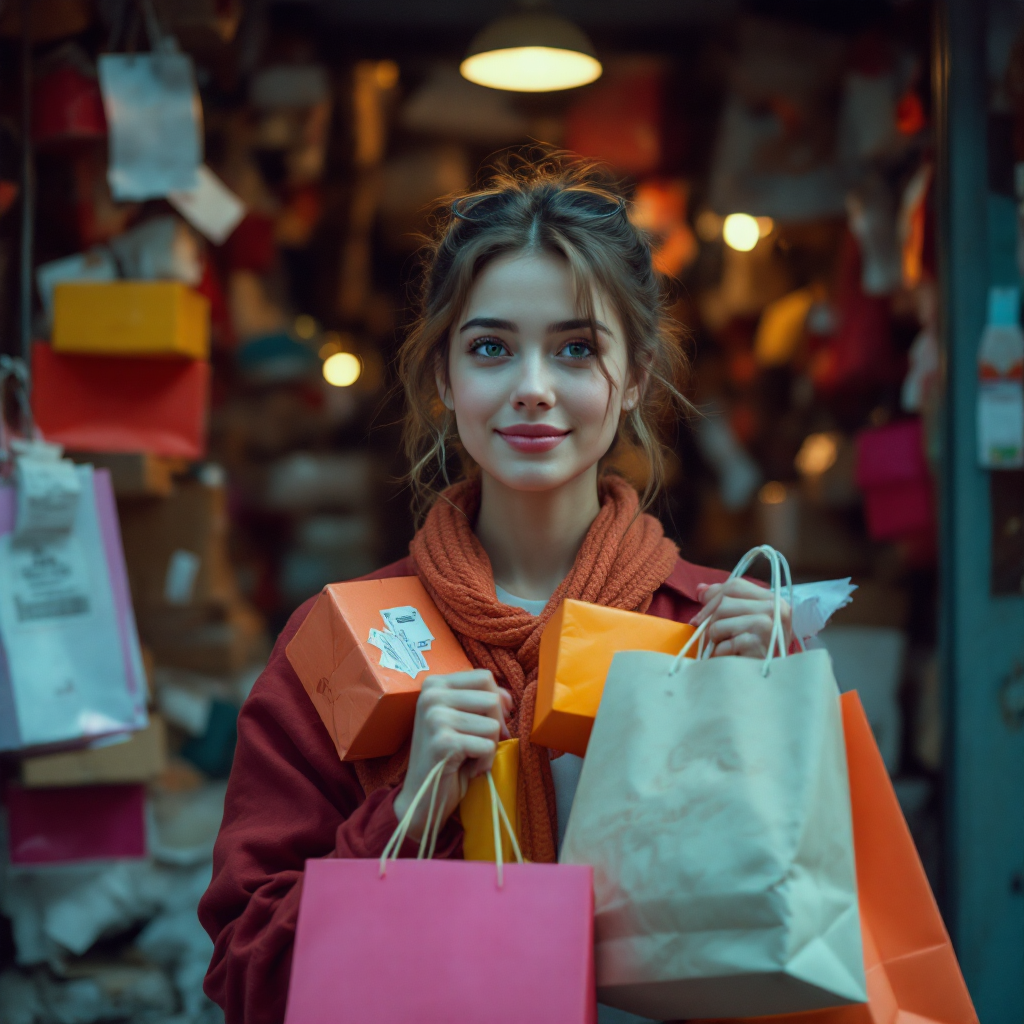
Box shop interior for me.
[0,0,998,1019]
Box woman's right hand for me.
[392,670,513,843]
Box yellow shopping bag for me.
[460,738,520,862]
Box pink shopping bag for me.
[284,763,596,1024]
[5,783,147,864]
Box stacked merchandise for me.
[0,11,267,1024]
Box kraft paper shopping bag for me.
[561,546,865,1021]
[695,692,977,1024]
[285,760,596,1024]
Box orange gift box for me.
[533,600,696,757]
[286,577,472,761]
[697,691,977,1024]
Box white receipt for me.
[169,165,246,244]
[379,605,435,651]
[790,578,857,639]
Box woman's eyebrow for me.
[459,316,517,332]
[549,318,611,335]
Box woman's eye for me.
[559,340,595,360]
[471,338,508,359]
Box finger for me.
[711,632,768,658]
[498,688,514,716]
[458,735,500,776]
[422,669,497,691]
[707,614,774,645]
[429,731,498,772]
[440,708,502,739]
[707,597,783,621]
[421,688,504,717]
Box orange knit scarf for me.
[401,474,679,863]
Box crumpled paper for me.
[790,578,857,639]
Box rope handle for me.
[671,544,804,677]
[379,757,524,886]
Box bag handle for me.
[379,758,523,886]
[671,544,804,677]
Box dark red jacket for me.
[198,555,727,1024]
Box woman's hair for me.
[399,148,690,518]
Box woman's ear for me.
[435,359,455,411]
[622,369,646,412]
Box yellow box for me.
[460,738,519,862]
[53,281,210,359]
[533,600,696,757]
[20,716,167,787]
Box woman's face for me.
[440,251,636,494]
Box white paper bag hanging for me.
[0,464,147,750]
[560,545,866,1021]
[98,49,203,200]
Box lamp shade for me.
[461,12,602,93]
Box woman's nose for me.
[510,353,556,410]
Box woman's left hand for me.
[690,578,792,659]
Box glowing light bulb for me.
[758,481,787,505]
[322,352,361,387]
[294,315,318,339]
[723,213,761,252]
[795,432,839,477]
[460,47,601,93]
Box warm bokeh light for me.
[695,209,723,242]
[294,314,318,339]
[756,216,775,238]
[322,352,361,387]
[795,432,840,477]
[460,47,602,92]
[375,60,399,90]
[758,481,788,505]
[723,213,761,252]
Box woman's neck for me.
[474,468,602,603]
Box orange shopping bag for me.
[286,576,472,761]
[695,690,977,1024]
[532,600,695,757]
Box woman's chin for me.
[479,462,593,495]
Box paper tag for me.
[164,549,201,606]
[98,52,202,200]
[367,627,429,680]
[4,535,92,623]
[169,165,246,244]
[977,380,1024,468]
[790,578,857,639]
[380,605,435,651]
[14,456,82,540]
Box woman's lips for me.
[495,425,570,453]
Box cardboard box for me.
[53,281,210,359]
[136,600,267,675]
[20,716,167,787]
[72,452,179,497]
[533,600,696,757]
[118,479,235,610]
[286,577,472,761]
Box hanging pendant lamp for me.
[460,6,602,93]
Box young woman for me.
[199,154,791,1024]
